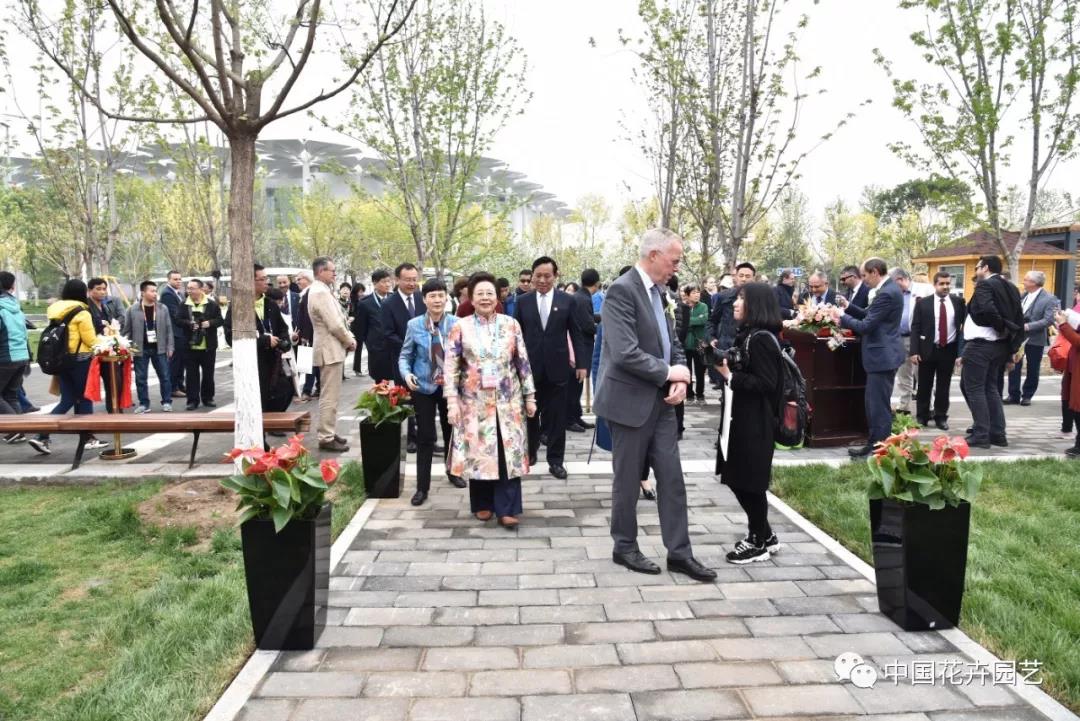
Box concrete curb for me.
[767,491,1080,721]
[201,497,381,721]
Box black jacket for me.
[775,283,797,319]
[968,275,1024,352]
[183,297,223,351]
[358,293,394,381]
[513,290,587,385]
[910,293,966,359]
[572,287,599,369]
[797,288,838,307]
[223,296,293,411]
[709,287,739,351]
[379,291,426,384]
[845,283,871,311]
[159,285,190,339]
[88,298,122,335]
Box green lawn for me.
[772,459,1080,713]
[0,461,365,721]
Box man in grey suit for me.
[594,228,717,582]
[1006,270,1060,405]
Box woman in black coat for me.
[715,282,783,564]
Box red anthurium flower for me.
[320,459,340,483]
[950,436,970,459]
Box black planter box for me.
[869,498,971,631]
[240,503,331,650]
[359,420,405,498]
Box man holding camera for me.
[183,279,223,411]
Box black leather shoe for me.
[410,491,427,506]
[848,444,873,458]
[667,556,718,582]
[1003,398,1019,405]
[935,419,949,431]
[963,435,992,449]
[448,475,466,489]
[1020,399,1032,407]
[579,420,595,429]
[407,440,418,454]
[990,435,1009,447]
[185,403,199,411]
[566,422,587,433]
[549,465,568,479]
[202,400,217,408]
[613,550,661,575]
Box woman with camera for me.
[715,282,784,564]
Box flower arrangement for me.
[356,380,415,427]
[221,434,340,532]
[788,299,851,350]
[867,429,982,509]
[91,319,136,358]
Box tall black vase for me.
[359,420,405,498]
[869,498,971,631]
[240,503,331,650]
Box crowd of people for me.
[1,233,1079,573]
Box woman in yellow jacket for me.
[29,280,108,455]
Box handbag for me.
[1049,329,1069,373]
[296,344,314,375]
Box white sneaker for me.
[133,406,150,414]
[85,438,109,450]
[28,438,51,455]
[161,403,172,412]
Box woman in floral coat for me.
[445,272,537,527]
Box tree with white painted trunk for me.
[17,0,416,448]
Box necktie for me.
[539,293,549,330]
[901,293,911,335]
[650,285,671,362]
[428,316,445,386]
[938,298,948,347]
[406,294,414,316]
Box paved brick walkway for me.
[235,400,1067,721]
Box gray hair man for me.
[1007,269,1060,405]
[594,228,717,583]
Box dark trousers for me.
[135,353,172,408]
[528,378,568,465]
[169,338,187,391]
[1007,343,1045,401]
[916,343,958,423]
[866,369,897,445]
[675,402,684,434]
[961,339,1009,442]
[469,424,522,517]
[413,389,451,493]
[352,341,365,374]
[1064,399,1075,434]
[0,362,26,414]
[567,375,584,425]
[185,348,217,406]
[302,365,321,396]
[40,358,93,440]
[685,348,706,398]
[731,488,772,540]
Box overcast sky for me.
[3,0,1077,236]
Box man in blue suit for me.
[832,258,905,458]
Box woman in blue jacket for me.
[399,278,466,506]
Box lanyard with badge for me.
[144,305,158,345]
[474,315,500,389]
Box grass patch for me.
[0,466,366,721]
[772,459,1080,712]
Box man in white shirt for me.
[1006,270,1060,405]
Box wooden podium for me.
[784,330,868,448]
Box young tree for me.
[878,0,1079,278]
[18,0,416,447]
[333,0,529,274]
[568,193,612,251]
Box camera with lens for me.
[189,311,205,347]
[719,345,747,371]
[276,336,292,353]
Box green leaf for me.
[289,474,301,503]
[237,507,262,525]
[270,476,292,510]
[272,506,291,533]
[298,473,329,490]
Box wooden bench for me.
[0,412,311,470]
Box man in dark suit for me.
[833,258,905,457]
[774,269,797,319]
[293,271,321,401]
[274,274,301,327]
[159,269,189,397]
[839,264,870,311]
[796,271,838,306]
[181,278,224,410]
[567,268,601,433]
[356,269,394,381]
[594,229,715,582]
[910,271,966,430]
[961,255,1024,448]
[380,262,425,452]
[513,256,588,480]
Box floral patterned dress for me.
[444,313,536,481]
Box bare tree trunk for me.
[227,133,263,449]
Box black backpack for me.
[37,306,84,375]
[746,330,812,447]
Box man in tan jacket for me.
[309,256,356,451]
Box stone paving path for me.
[236,401,1066,721]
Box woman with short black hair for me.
[715,282,784,563]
